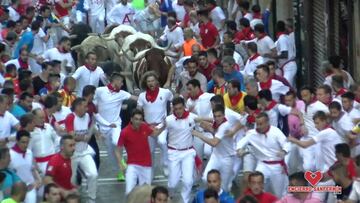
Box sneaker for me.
[117,171,125,182]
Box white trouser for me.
[299,135,316,171]
[243,146,257,172]
[232,156,242,179]
[24,188,36,203]
[100,124,121,171]
[285,143,303,174]
[256,161,288,198]
[36,160,49,197]
[282,61,297,88]
[193,132,212,159]
[148,129,168,167]
[71,153,98,201]
[202,154,234,192]
[313,179,336,203]
[168,148,196,203]
[125,164,152,195]
[89,12,105,34]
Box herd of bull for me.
[68,24,178,93]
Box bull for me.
[123,48,176,90]
[71,25,137,66]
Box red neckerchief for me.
[213,59,220,66]
[324,124,334,130]
[12,144,26,158]
[145,87,160,103]
[169,24,178,32]
[229,92,243,106]
[259,79,272,90]
[45,83,53,92]
[247,109,261,124]
[265,100,277,111]
[4,73,14,79]
[36,125,45,129]
[257,33,267,40]
[213,118,227,130]
[253,12,262,19]
[243,27,255,40]
[190,90,203,100]
[0,111,5,117]
[276,31,286,39]
[107,83,120,93]
[84,64,96,72]
[174,111,190,120]
[248,53,260,62]
[256,125,270,136]
[322,97,332,106]
[18,58,29,69]
[336,88,348,97]
[57,46,67,54]
[63,86,72,94]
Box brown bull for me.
[131,48,174,89]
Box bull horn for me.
[122,48,148,62]
[101,34,110,38]
[165,50,180,58]
[96,44,108,49]
[88,33,99,36]
[119,71,133,76]
[69,34,78,39]
[105,37,115,41]
[154,42,172,51]
[71,45,82,51]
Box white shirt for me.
[84,0,105,15]
[324,71,355,89]
[332,113,354,142]
[172,1,185,21]
[265,103,292,127]
[243,13,253,21]
[29,124,58,158]
[31,28,46,55]
[166,112,198,149]
[346,107,360,122]
[312,128,343,172]
[242,54,264,78]
[9,149,35,185]
[257,79,289,102]
[160,26,184,49]
[288,32,296,59]
[8,7,20,21]
[53,106,71,129]
[349,180,360,201]
[94,86,131,124]
[72,65,106,96]
[213,121,235,157]
[42,48,75,72]
[256,36,276,62]
[0,111,19,140]
[107,3,135,25]
[236,126,290,161]
[209,6,225,31]
[302,101,329,137]
[233,51,244,70]
[137,88,173,124]
[189,22,200,36]
[275,34,292,67]
[186,92,214,118]
[66,113,92,154]
[5,59,23,70]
